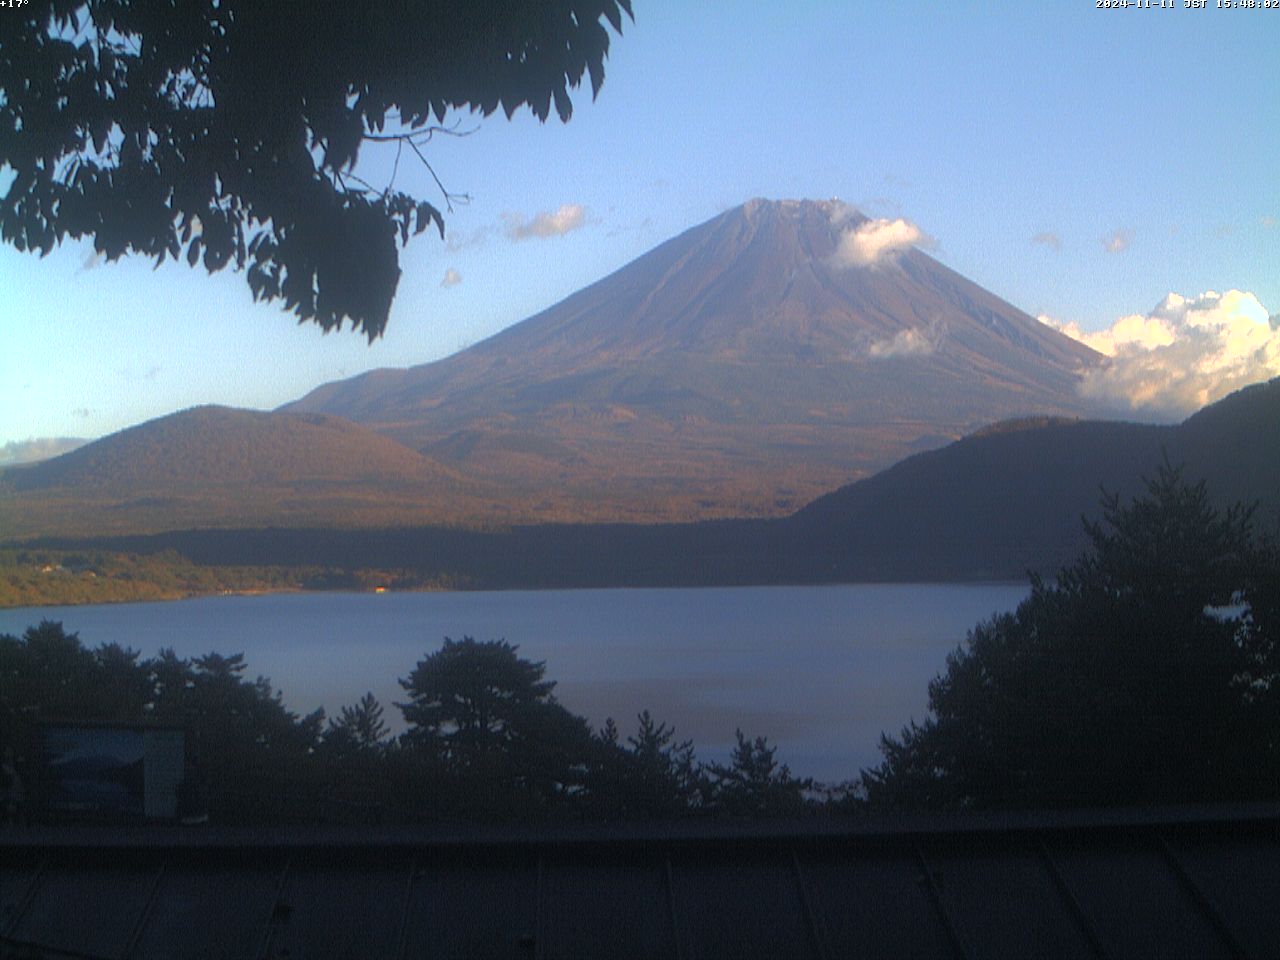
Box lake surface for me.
[0,584,1029,782]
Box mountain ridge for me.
[5,379,1276,598]
[0,406,500,536]
[784,376,1280,580]
[6,198,1114,537]
[283,198,1102,518]
[5,406,452,491]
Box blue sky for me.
[3,0,1277,447]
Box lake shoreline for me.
[2,568,1030,611]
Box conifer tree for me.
[863,460,1280,810]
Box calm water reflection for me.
[1,584,1028,781]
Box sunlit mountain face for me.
[3,200,1106,537]
[285,199,1100,521]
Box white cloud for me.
[868,327,937,359]
[1041,290,1280,418]
[504,203,588,241]
[440,267,462,288]
[831,217,932,268]
[1030,232,1061,252]
[1102,229,1132,253]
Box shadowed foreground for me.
[3,805,1278,959]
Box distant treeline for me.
[9,520,810,597]
[4,504,1084,603]
[0,547,456,608]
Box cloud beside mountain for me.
[831,217,932,268]
[868,327,938,359]
[1042,290,1280,419]
[0,437,90,465]
[504,204,588,241]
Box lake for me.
[0,584,1029,782]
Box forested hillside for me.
[5,380,1277,604]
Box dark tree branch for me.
[0,0,633,338]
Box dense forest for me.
[3,465,1277,824]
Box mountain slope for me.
[784,377,1280,580]
[7,406,443,491]
[0,406,491,536]
[10,381,1277,589]
[286,199,1101,520]
[4,200,1111,538]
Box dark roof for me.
[3,804,1279,959]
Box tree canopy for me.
[0,621,324,820]
[321,690,389,756]
[0,0,632,337]
[862,461,1280,811]
[396,636,587,771]
[1,622,828,824]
